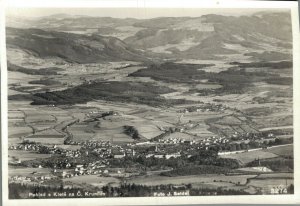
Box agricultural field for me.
[126,173,293,195]
[68,123,96,142]
[60,172,295,195]
[7,101,78,146]
[25,128,64,139]
[8,150,52,162]
[68,112,166,143]
[127,174,256,187]
[24,137,64,145]
[8,126,33,139]
[8,110,24,119]
[8,166,53,178]
[186,124,215,138]
[220,150,278,164]
[24,111,55,123]
[256,173,293,179]
[266,144,294,157]
[69,117,134,143]
[6,48,67,70]
[179,111,224,123]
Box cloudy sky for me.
[6,8,289,19]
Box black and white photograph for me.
[1,0,300,205]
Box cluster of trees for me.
[109,155,186,170]
[8,62,62,75]
[129,62,214,84]
[230,61,292,69]
[266,137,293,146]
[29,79,61,86]
[187,150,240,169]
[214,137,293,153]
[131,61,290,96]
[288,184,294,194]
[265,77,292,85]
[130,62,252,95]
[123,126,141,140]
[110,149,240,173]
[30,80,192,107]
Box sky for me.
[6,8,289,19]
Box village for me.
[8,126,291,186]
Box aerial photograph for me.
[6,8,294,199]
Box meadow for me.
[9,150,52,162]
[8,166,53,177]
[266,144,293,157]
[63,175,121,188]
[127,174,256,186]
[220,150,278,164]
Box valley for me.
[6,9,294,198]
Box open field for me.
[8,110,24,119]
[125,173,293,195]
[26,128,64,138]
[31,122,57,131]
[24,137,64,145]
[7,48,67,71]
[63,175,121,188]
[8,166,53,177]
[8,71,42,88]
[162,132,196,141]
[256,173,293,179]
[180,112,223,123]
[69,120,135,143]
[195,83,222,90]
[266,144,293,157]
[7,101,78,145]
[8,150,52,162]
[186,124,215,138]
[8,126,33,139]
[69,112,165,143]
[127,174,256,186]
[259,125,293,132]
[8,138,24,145]
[91,130,134,143]
[220,150,278,164]
[24,128,65,144]
[117,114,163,139]
[68,124,95,142]
[24,110,56,123]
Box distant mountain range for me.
[6,27,146,63]
[6,11,292,63]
